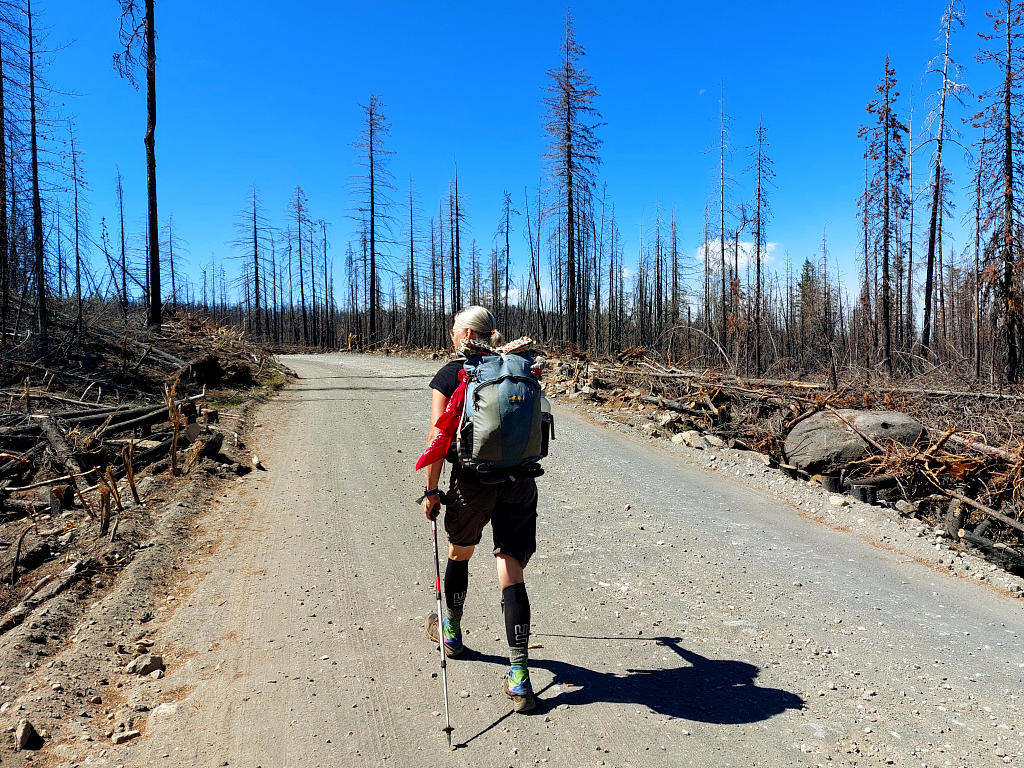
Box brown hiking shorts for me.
[444,473,538,567]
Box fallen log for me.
[30,389,204,429]
[4,470,98,493]
[637,394,711,418]
[0,444,44,476]
[957,528,1024,571]
[608,364,1024,402]
[39,402,155,426]
[9,537,50,584]
[0,389,112,408]
[2,499,49,512]
[1,359,144,396]
[94,406,168,438]
[936,486,1024,538]
[0,560,86,635]
[86,324,188,369]
[847,474,898,487]
[946,434,1017,461]
[0,422,42,438]
[38,417,97,497]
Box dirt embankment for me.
[0,315,290,763]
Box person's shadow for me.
[456,634,803,745]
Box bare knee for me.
[448,544,475,561]
[495,553,525,589]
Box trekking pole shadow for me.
[443,647,554,748]
[454,679,557,749]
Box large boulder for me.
[784,409,926,474]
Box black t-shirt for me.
[428,359,464,399]
[428,359,465,467]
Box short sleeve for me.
[428,361,462,399]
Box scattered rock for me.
[895,499,919,515]
[829,495,849,508]
[111,729,141,745]
[656,412,679,428]
[702,434,726,448]
[126,654,165,676]
[136,475,158,498]
[639,422,661,438]
[681,430,704,449]
[671,432,687,444]
[15,719,42,751]
[569,386,596,401]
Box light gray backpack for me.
[456,352,553,476]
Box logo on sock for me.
[514,622,530,646]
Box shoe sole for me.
[503,677,536,713]
[424,612,462,658]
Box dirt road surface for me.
[121,353,1022,768]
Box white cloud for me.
[688,240,779,274]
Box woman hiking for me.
[418,306,539,714]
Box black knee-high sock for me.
[502,583,530,667]
[444,558,468,624]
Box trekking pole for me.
[431,517,455,749]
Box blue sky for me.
[41,0,996,304]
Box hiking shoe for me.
[425,612,463,657]
[503,666,536,713]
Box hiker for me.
[419,305,540,713]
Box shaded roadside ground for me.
[101,353,1020,768]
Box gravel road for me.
[124,353,1023,768]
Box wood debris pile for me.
[0,313,289,635]
[542,355,1024,576]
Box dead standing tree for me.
[353,94,393,348]
[161,213,185,313]
[717,91,729,351]
[974,0,1024,384]
[26,0,46,353]
[860,55,909,377]
[115,168,129,316]
[291,187,308,344]
[68,121,88,336]
[543,10,602,346]
[922,0,968,365]
[114,0,160,327]
[0,3,23,346]
[404,180,416,344]
[751,121,775,375]
[230,186,269,340]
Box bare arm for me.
[421,388,449,519]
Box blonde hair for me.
[452,305,503,346]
